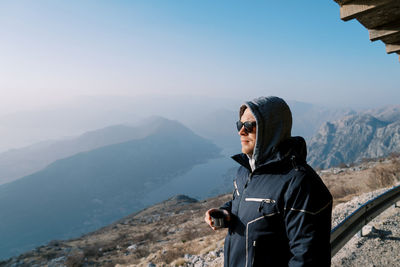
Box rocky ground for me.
[331,186,400,267]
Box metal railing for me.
[330,184,400,257]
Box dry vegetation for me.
[2,156,400,267]
[322,155,400,206]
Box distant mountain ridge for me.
[0,117,221,260]
[0,117,182,185]
[0,95,353,155]
[0,95,240,153]
[0,99,354,185]
[364,105,400,123]
[308,106,400,169]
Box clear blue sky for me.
[0,0,399,114]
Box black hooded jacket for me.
[221,97,332,267]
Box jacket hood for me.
[238,96,293,169]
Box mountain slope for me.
[308,109,400,169]
[288,101,355,140]
[0,118,221,260]
[0,124,156,185]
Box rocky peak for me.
[308,109,400,169]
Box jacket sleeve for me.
[284,170,332,267]
[220,200,232,212]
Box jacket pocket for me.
[245,197,278,215]
[244,197,275,203]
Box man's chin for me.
[241,148,253,156]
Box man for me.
[205,96,332,267]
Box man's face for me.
[238,108,256,156]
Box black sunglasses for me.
[236,121,256,133]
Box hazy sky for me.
[1,0,399,115]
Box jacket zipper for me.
[251,241,256,267]
[233,180,240,196]
[243,198,276,213]
[244,172,253,189]
[240,172,253,267]
[245,198,275,203]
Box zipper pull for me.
[258,199,276,212]
[234,180,240,196]
[258,199,266,212]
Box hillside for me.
[0,118,221,260]
[308,106,400,169]
[2,156,399,266]
[0,121,162,185]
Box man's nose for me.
[238,126,247,136]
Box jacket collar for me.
[232,136,307,173]
[231,153,252,171]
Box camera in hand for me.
[210,209,226,228]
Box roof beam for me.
[386,44,400,54]
[369,21,400,41]
[334,0,354,5]
[340,0,393,21]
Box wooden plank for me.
[386,44,400,54]
[369,21,400,41]
[370,29,400,41]
[378,33,400,46]
[340,0,393,21]
[334,0,354,5]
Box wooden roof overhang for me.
[334,0,400,62]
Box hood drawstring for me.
[291,155,299,171]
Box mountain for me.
[288,101,355,140]
[0,118,221,260]
[308,106,400,169]
[0,95,241,153]
[0,122,166,185]
[0,95,352,154]
[0,98,353,185]
[364,105,400,123]
[188,109,240,155]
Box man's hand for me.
[204,208,230,230]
